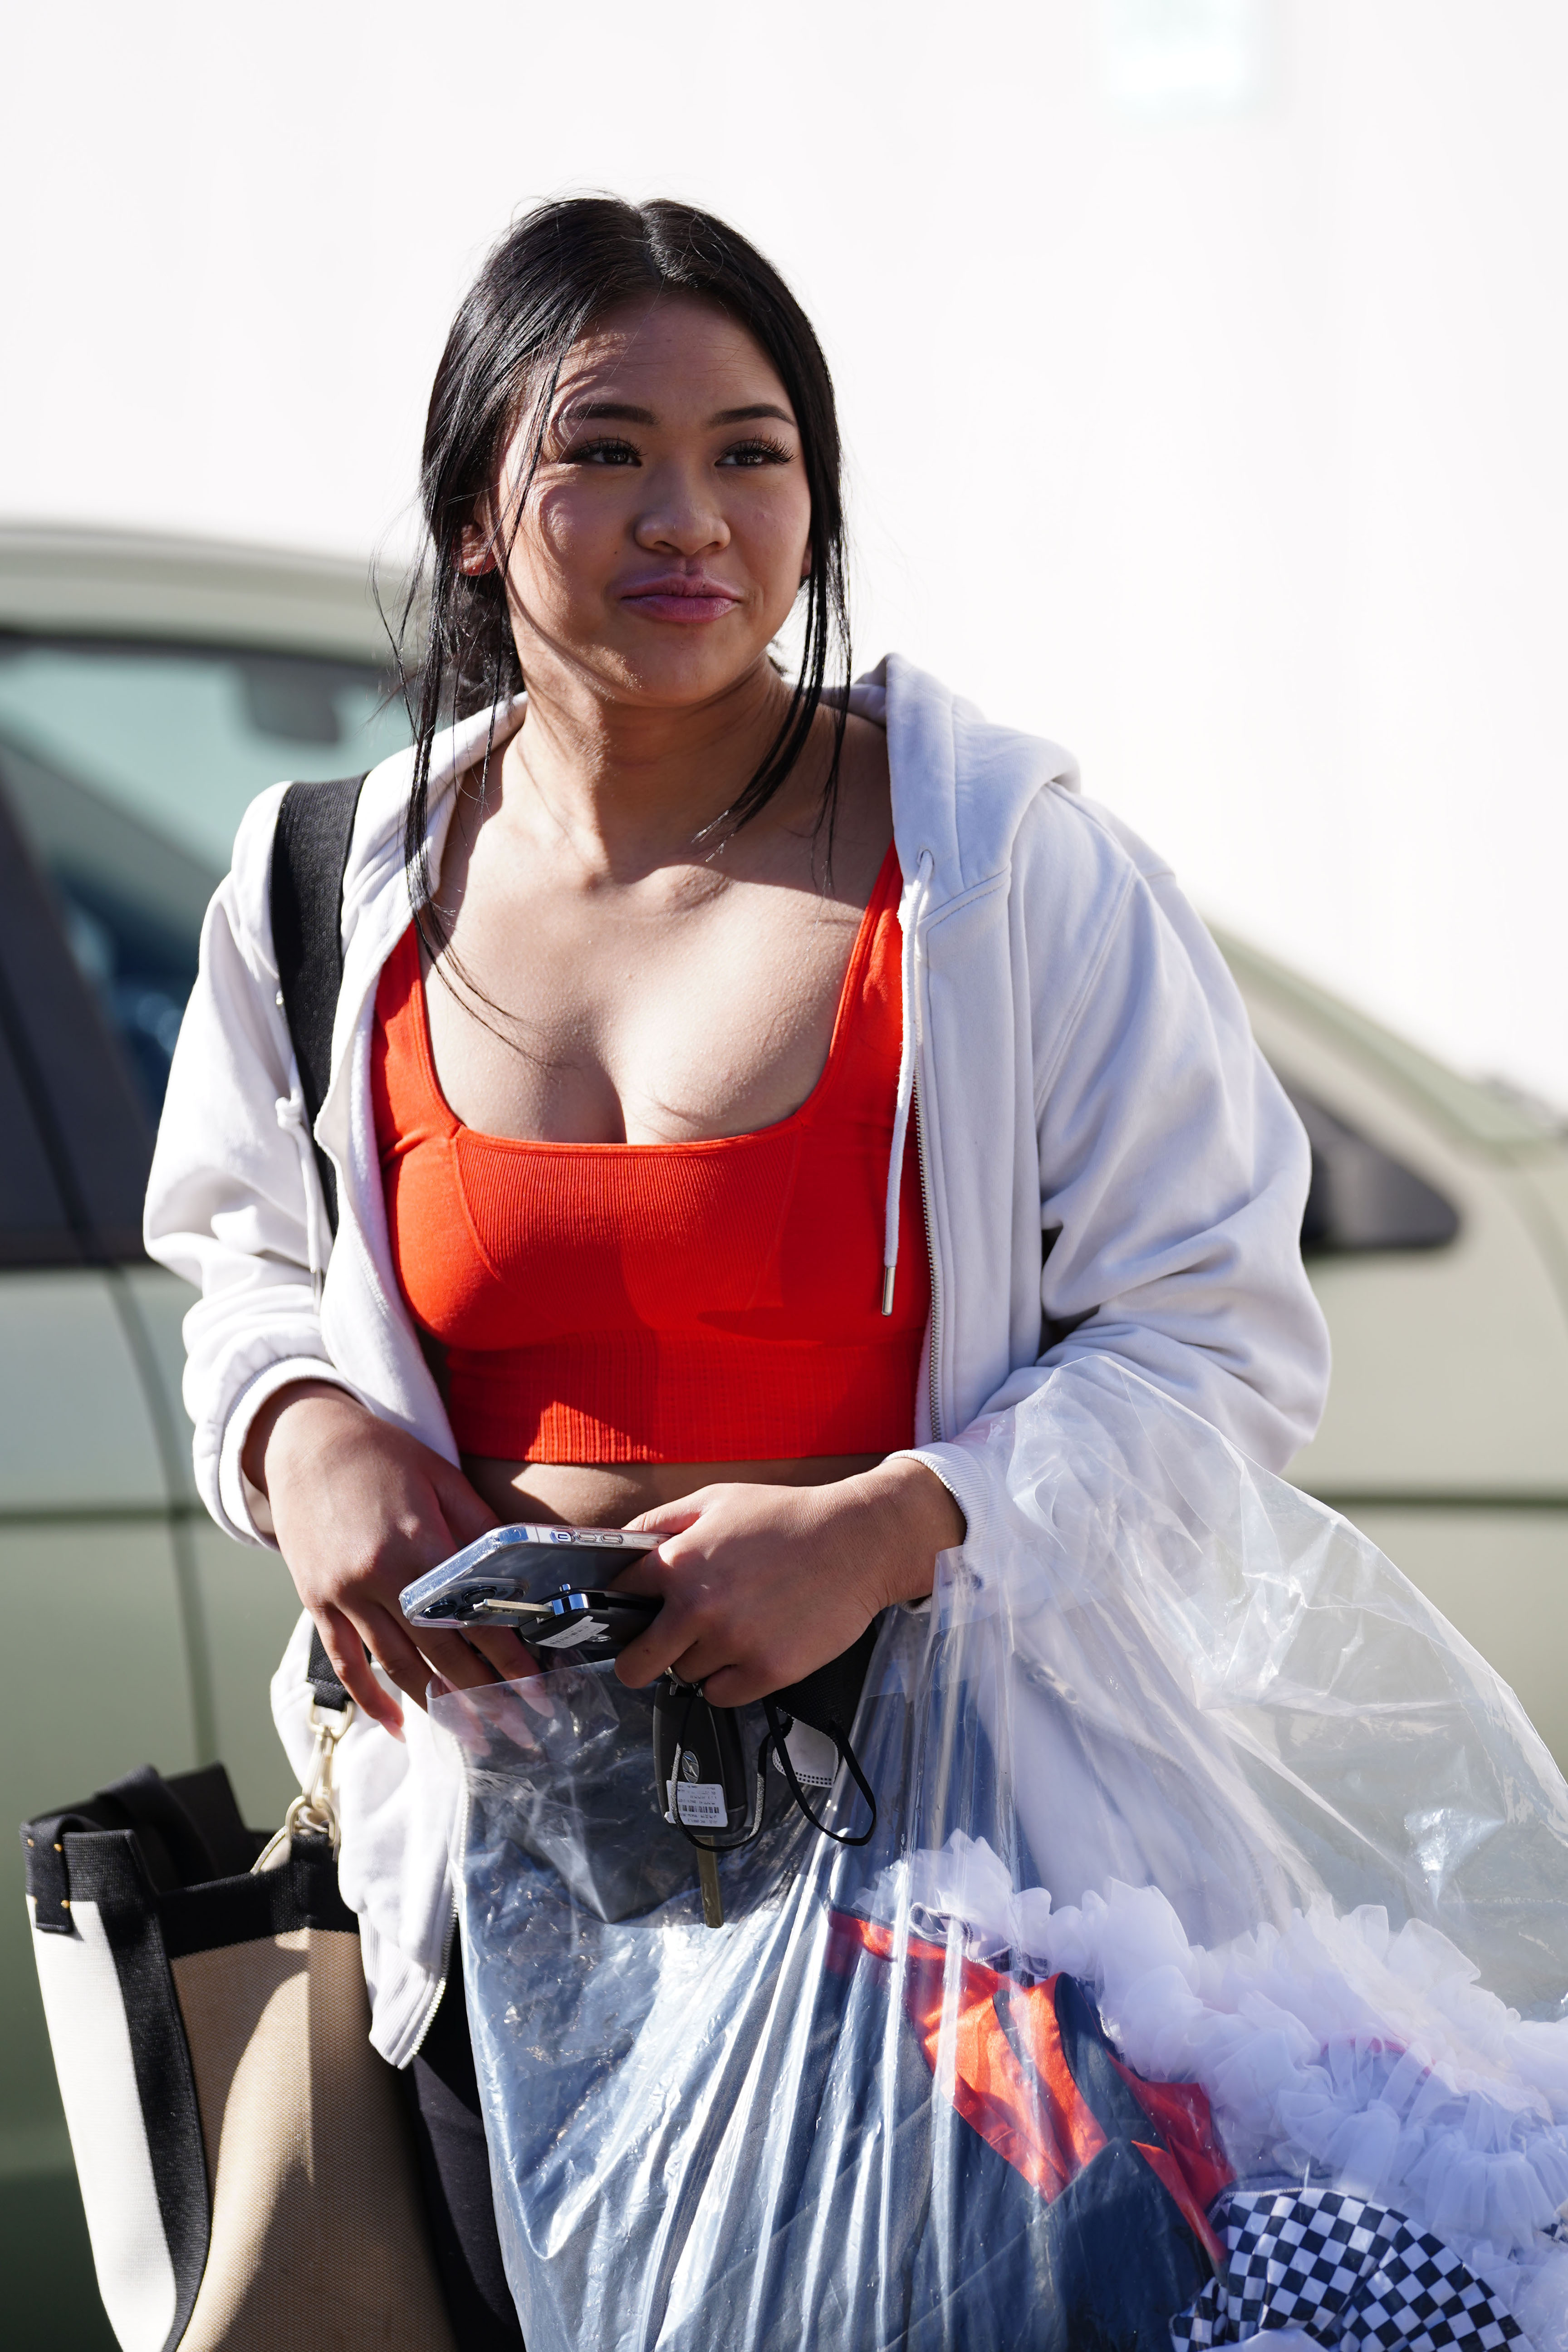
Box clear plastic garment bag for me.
[433,1361,1568,2352]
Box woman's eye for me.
[566,438,642,467]
[718,438,794,469]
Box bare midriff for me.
[463,1454,888,1531]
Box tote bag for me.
[21,1679,456,2352]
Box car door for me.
[0,598,414,2345]
[1226,932,1568,1768]
[0,782,198,2348]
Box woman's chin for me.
[580,633,784,712]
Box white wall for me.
[6,0,1565,1100]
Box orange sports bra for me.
[371,845,930,1464]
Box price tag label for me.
[536,1619,602,1650]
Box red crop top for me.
[371,846,929,1463]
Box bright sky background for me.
[7,0,1566,1103]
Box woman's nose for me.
[633,465,730,557]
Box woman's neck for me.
[494,658,809,882]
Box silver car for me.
[2,523,1564,2348]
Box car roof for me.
[1216,923,1564,1161]
[0,520,413,665]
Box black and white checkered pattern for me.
[1170,2186,1527,2350]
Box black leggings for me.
[405,1955,526,2347]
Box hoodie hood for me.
[856,653,1080,911]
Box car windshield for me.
[0,635,412,1112]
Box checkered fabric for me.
[1170,2186,1527,2350]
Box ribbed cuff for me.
[887,1440,993,1555]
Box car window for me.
[1279,1077,1461,1254]
[0,636,411,1114]
[0,637,411,871]
[0,782,152,1265]
[0,1000,77,1264]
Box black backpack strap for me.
[270,773,368,1236]
[270,775,371,1725]
[306,1622,351,1712]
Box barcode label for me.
[675,1781,728,1828]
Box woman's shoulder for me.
[1011,784,1176,910]
[221,696,526,947]
[872,655,1198,954]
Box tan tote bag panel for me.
[171,1926,456,2352]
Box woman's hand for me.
[242,1380,535,1736]
[609,1457,965,1706]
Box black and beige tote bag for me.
[21,1693,456,2352]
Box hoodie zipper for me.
[406,1887,461,2063]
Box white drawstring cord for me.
[882,849,933,1315]
[276,1088,327,1304]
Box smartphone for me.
[399,1524,662,1665]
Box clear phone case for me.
[399,1524,660,1627]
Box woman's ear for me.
[458,520,498,577]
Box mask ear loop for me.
[761,1700,878,1848]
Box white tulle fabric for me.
[867,1836,1568,2342]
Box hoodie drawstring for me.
[882,849,933,1315]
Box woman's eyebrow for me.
[559,399,797,428]
[563,400,657,425]
[709,403,795,426]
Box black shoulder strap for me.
[270,776,365,1720]
[270,774,368,1236]
[306,1622,351,1712]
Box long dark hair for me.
[398,196,852,936]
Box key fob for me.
[652,1678,750,1838]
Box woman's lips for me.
[618,577,741,624]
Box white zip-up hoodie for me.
[145,654,1329,2064]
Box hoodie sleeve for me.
[143,784,358,1547]
[902,798,1330,1545]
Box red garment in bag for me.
[827,1912,1232,2267]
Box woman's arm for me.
[146,790,528,1729]
[242,1381,531,1732]
[145,786,366,1544]
[901,808,1330,1547]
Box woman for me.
[146,198,1332,2339]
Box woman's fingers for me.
[460,1623,540,1684]
[614,1597,739,1691]
[408,1621,507,1695]
[431,1456,503,1548]
[315,1604,406,1738]
[611,1495,719,1602]
[623,1495,708,1538]
[612,1610,686,1689]
[377,1566,536,1690]
[356,1598,452,1715]
[693,1661,766,1710]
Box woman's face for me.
[475,294,814,714]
